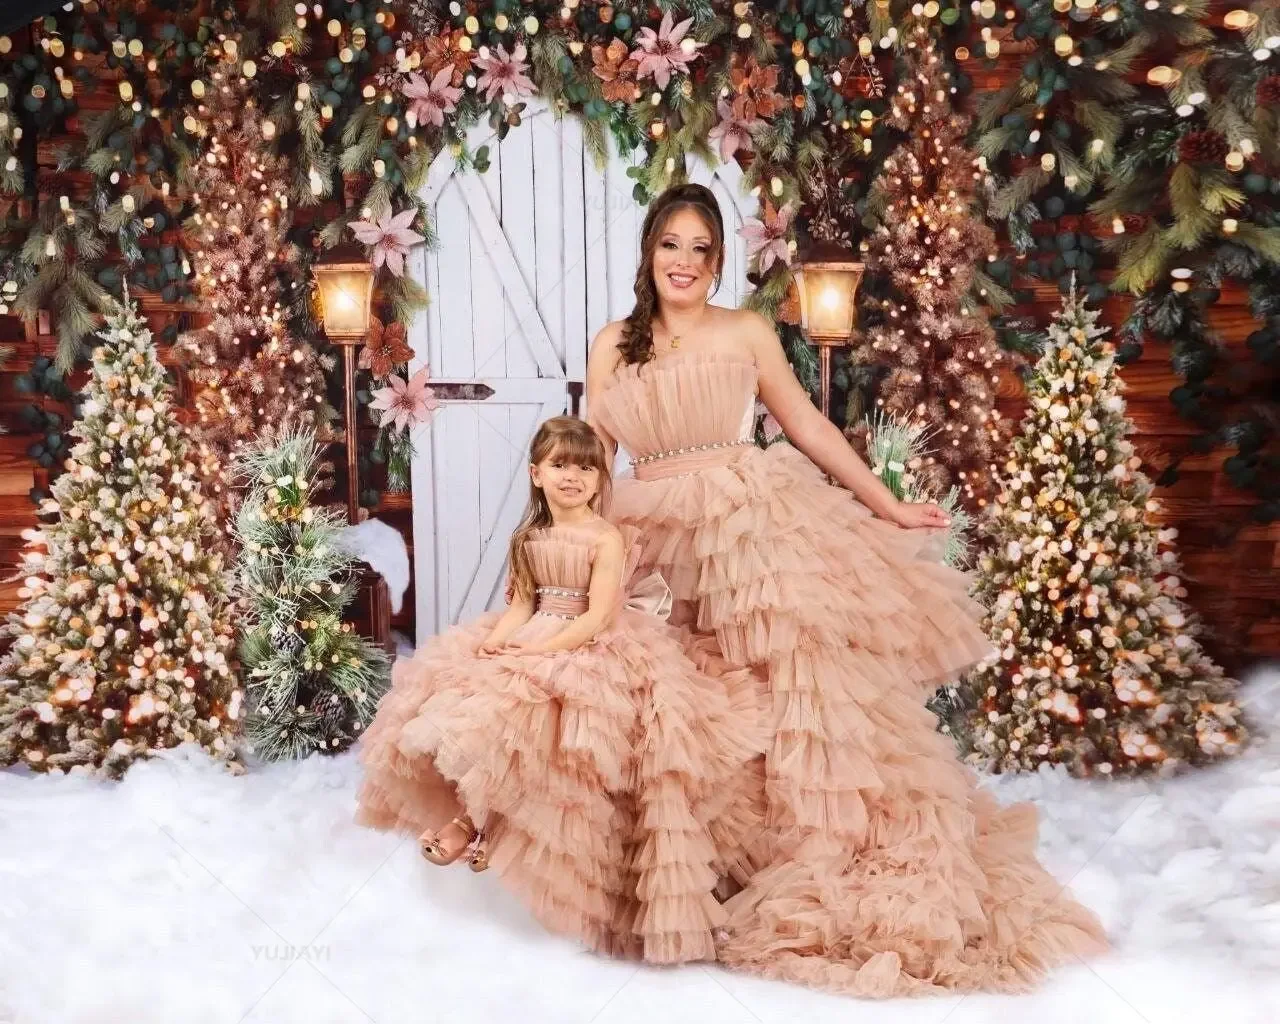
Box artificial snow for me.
[1,665,1277,1024]
[335,518,412,614]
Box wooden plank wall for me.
[1,14,1276,674]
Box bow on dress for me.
[618,526,673,622]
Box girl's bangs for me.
[543,431,607,472]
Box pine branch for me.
[1111,225,1175,295]
[991,166,1052,220]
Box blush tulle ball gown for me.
[355,520,765,963]
[592,350,1107,997]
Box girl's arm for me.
[505,529,626,654]
[585,324,621,462]
[744,311,950,530]
[478,591,536,653]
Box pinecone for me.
[1120,213,1149,235]
[1177,130,1229,165]
[1258,75,1280,106]
[307,690,354,753]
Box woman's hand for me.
[477,637,505,656]
[890,501,952,530]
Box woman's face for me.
[651,206,719,310]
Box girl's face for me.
[530,450,601,513]
[651,207,718,310]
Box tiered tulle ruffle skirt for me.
[592,350,1107,997]
[355,521,765,963]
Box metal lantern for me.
[312,247,374,523]
[794,251,865,419]
[313,254,374,342]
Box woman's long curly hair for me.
[618,183,725,366]
[507,417,612,603]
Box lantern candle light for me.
[794,252,865,419]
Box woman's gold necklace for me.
[661,308,706,351]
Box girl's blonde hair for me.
[507,416,612,602]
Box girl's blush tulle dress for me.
[355,519,765,963]
[592,350,1107,997]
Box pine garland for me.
[1090,2,1279,518]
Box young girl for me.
[355,416,763,963]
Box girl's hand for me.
[500,639,551,656]
[890,501,951,530]
[477,638,504,656]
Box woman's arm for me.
[745,311,949,529]
[507,529,625,654]
[584,323,621,461]
[478,592,536,653]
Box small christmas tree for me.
[178,45,336,519]
[856,25,1012,508]
[0,294,243,778]
[964,288,1244,777]
[233,429,390,760]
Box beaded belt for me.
[632,438,753,481]
[536,585,588,618]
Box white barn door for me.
[409,100,758,637]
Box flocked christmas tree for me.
[233,428,390,760]
[964,288,1244,777]
[855,24,1012,508]
[0,293,243,778]
[178,43,335,520]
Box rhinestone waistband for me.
[632,438,754,481]
[536,586,588,598]
[536,586,588,618]
[632,438,754,466]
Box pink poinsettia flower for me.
[370,366,439,434]
[738,202,796,275]
[708,98,760,162]
[630,12,701,90]
[402,66,462,129]
[348,207,425,278]
[474,42,535,104]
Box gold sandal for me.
[419,817,475,866]
[466,832,489,873]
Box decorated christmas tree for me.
[0,294,243,778]
[856,25,1012,508]
[233,429,390,760]
[178,43,335,519]
[964,288,1244,777]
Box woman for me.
[585,183,1106,997]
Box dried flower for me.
[359,318,414,379]
[591,39,640,103]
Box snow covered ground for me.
[2,664,1278,1024]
